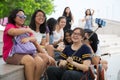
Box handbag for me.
[9,33,37,56]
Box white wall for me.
[48,0,120,26]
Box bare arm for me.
[71,15,74,25]
[21,36,37,44]
[67,57,91,72]
[33,41,47,54]
[53,38,63,47]
[46,33,49,45]
[8,27,33,36]
[91,9,94,15]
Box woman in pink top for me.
[3,9,50,80]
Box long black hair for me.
[29,9,47,33]
[84,29,99,53]
[62,7,72,18]
[8,9,24,25]
[63,29,73,45]
[85,9,92,16]
[47,18,57,35]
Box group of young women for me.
[2,7,107,80]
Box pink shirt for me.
[3,23,17,61]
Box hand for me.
[48,55,56,66]
[21,37,30,43]
[56,46,64,52]
[67,57,73,64]
[82,19,85,22]
[59,38,63,42]
[59,60,67,68]
[26,27,34,34]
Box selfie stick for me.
[72,24,102,56]
[88,27,100,40]
[72,18,106,56]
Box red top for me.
[2,23,17,61]
[3,23,33,61]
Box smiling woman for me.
[2,9,50,80]
[47,27,93,80]
[48,0,120,27]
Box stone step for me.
[0,42,3,56]
[100,40,120,48]
[100,46,120,54]
[98,34,120,48]
[0,58,25,80]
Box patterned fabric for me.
[9,33,36,56]
[60,44,91,71]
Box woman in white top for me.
[29,9,55,64]
[53,16,66,48]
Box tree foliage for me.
[0,0,55,24]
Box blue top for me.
[84,16,93,30]
[49,35,53,44]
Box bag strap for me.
[71,45,82,56]
[72,28,100,57]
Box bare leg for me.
[20,55,35,80]
[45,45,54,57]
[39,53,49,68]
[34,55,45,80]
[100,59,108,71]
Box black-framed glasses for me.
[16,14,27,19]
[36,14,45,18]
[72,32,81,36]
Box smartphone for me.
[95,18,106,28]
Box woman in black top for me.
[46,27,92,80]
[62,7,74,32]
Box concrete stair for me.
[0,59,25,80]
[98,34,120,55]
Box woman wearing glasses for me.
[29,10,55,60]
[2,9,48,80]
[46,27,92,80]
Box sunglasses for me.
[16,14,27,19]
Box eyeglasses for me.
[72,32,81,36]
[16,14,27,19]
[36,15,45,18]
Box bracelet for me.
[57,60,60,66]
